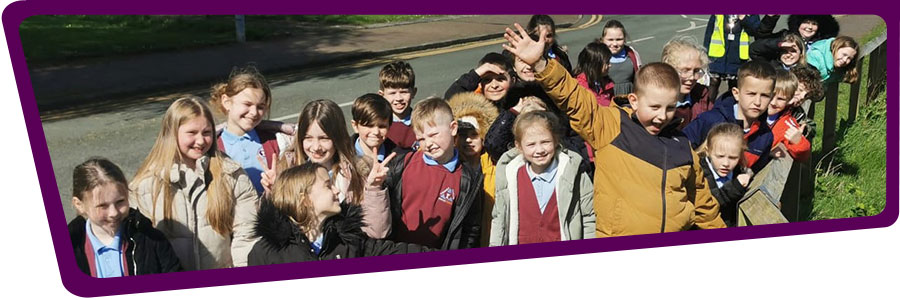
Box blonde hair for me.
[831,36,860,84]
[774,69,799,100]
[411,97,454,134]
[513,111,562,146]
[780,33,808,67]
[448,92,499,138]
[698,123,747,168]
[270,163,323,234]
[131,97,236,236]
[209,66,272,117]
[661,36,709,69]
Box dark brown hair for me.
[351,93,392,127]
[73,157,129,203]
[379,60,416,90]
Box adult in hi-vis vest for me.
[703,15,762,102]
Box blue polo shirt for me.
[525,158,560,213]
[354,138,386,162]
[393,113,412,126]
[221,127,265,195]
[85,222,124,278]
[423,149,459,172]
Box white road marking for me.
[681,15,688,18]
[677,21,707,33]
[631,36,655,43]
[272,100,354,122]
[692,18,709,22]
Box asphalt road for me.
[43,15,715,221]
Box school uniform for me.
[768,111,811,162]
[387,112,418,150]
[698,155,748,227]
[217,127,281,195]
[683,96,775,172]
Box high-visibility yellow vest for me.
[708,15,750,60]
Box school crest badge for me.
[438,187,455,205]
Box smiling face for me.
[833,47,857,68]
[733,76,775,122]
[602,27,626,55]
[352,120,388,150]
[514,57,536,82]
[177,116,213,166]
[303,122,336,168]
[73,183,130,238]
[629,85,678,135]
[222,87,267,136]
[379,87,416,117]
[798,21,818,40]
[310,167,341,220]
[516,125,556,172]
[480,70,512,102]
[671,50,704,95]
[708,136,743,177]
[780,43,802,66]
[414,113,458,164]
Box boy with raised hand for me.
[683,61,777,172]
[382,97,483,249]
[502,23,725,237]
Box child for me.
[130,97,259,270]
[351,93,398,162]
[209,66,278,196]
[660,36,713,130]
[703,14,762,101]
[767,70,811,162]
[265,99,392,239]
[751,33,808,70]
[574,41,615,107]
[448,92,499,247]
[444,52,514,109]
[697,123,753,227]
[248,163,430,265]
[790,64,825,105]
[490,111,595,246]
[528,15,573,75]
[599,20,642,96]
[380,61,419,150]
[806,36,860,85]
[502,23,725,236]
[382,97,484,249]
[684,60,777,172]
[69,158,182,277]
[753,15,840,50]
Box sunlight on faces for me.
[733,76,775,122]
[379,87,416,116]
[790,83,808,107]
[514,57,536,81]
[602,27,626,55]
[480,72,512,102]
[222,87,267,135]
[672,51,704,94]
[833,47,857,68]
[177,116,213,166]
[414,113,458,164]
[780,43,801,66]
[457,118,483,159]
[352,120,389,150]
[768,90,793,116]
[73,183,130,238]
[516,126,557,172]
[708,136,743,177]
[628,86,679,135]
[303,122,336,168]
[798,21,818,40]
[311,167,342,220]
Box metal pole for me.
[235,15,246,43]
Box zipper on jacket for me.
[130,236,137,275]
[659,137,668,233]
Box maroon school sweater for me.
[516,166,561,244]
[387,121,417,150]
[394,151,462,248]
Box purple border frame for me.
[4,1,895,297]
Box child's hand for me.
[475,63,506,77]
[737,173,751,188]
[366,148,397,187]
[502,23,546,67]
[771,147,787,158]
[785,123,806,144]
[257,152,278,196]
[280,123,297,136]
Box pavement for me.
[29,15,585,113]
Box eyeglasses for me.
[677,68,706,79]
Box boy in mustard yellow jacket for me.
[503,24,725,237]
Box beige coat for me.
[131,156,259,270]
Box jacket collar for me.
[253,199,366,252]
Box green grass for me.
[807,23,887,220]
[20,15,442,65]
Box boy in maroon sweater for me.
[379,61,419,150]
[382,97,483,249]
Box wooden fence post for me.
[822,81,839,155]
[848,63,863,123]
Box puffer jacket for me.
[69,208,183,276]
[248,200,430,266]
[490,148,595,246]
[682,96,775,172]
[131,155,260,270]
[535,59,726,237]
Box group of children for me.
[68,14,854,278]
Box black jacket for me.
[698,155,748,227]
[68,209,182,276]
[383,151,483,249]
[750,15,840,63]
[248,200,430,266]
